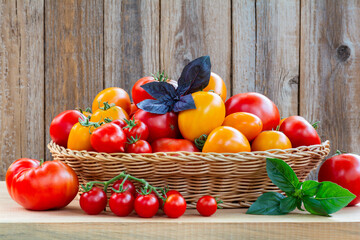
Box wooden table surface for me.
[1,182,359,240]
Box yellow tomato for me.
[178,91,225,141]
[222,112,263,141]
[203,72,227,102]
[251,131,292,151]
[67,122,93,151]
[92,87,131,115]
[202,126,251,153]
[91,104,129,123]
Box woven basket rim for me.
[48,140,330,158]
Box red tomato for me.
[134,110,180,142]
[123,118,149,141]
[151,138,199,152]
[279,116,321,147]
[134,194,159,218]
[225,92,280,130]
[90,122,127,153]
[196,195,218,216]
[126,139,152,153]
[318,153,360,206]
[159,190,182,208]
[163,194,187,218]
[50,110,84,147]
[109,191,134,217]
[111,179,136,196]
[111,119,127,128]
[6,159,79,210]
[80,187,107,215]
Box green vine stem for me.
[123,116,138,131]
[194,134,208,150]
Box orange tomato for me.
[92,87,131,115]
[203,72,227,102]
[251,131,292,151]
[178,92,225,141]
[129,103,139,117]
[202,126,251,153]
[91,103,129,123]
[279,118,287,127]
[67,122,94,151]
[222,112,263,141]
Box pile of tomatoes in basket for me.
[50,56,321,153]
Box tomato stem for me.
[39,159,44,167]
[123,116,138,131]
[215,197,223,209]
[99,101,115,111]
[194,134,208,150]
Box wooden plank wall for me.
[0,0,359,179]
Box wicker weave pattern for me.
[48,140,330,208]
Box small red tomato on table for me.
[109,191,135,217]
[197,195,222,217]
[80,187,108,215]
[163,193,187,218]
[134,192,159,218]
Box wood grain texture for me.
[300,0,360,156]
[104,0,159,95]
[45,0,104,159]
[255,0,300,118]
[0,0,44,179]
[160,0,231,99]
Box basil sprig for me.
[246,158,356,216]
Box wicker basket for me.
[48,140,330,208]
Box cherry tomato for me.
[225,92,280,131]
[222,112,263,141]
[178,91,225,141]
[158,190,182,208]
[251,131,292,151]
[318,153,360,206]
[111,179,136,196]
[123,117,149,141]
[90,122,127,153]
[134,194,159,218]
[197,195,219,216]
[134,110,180,142]
[50,110,84,147]
[91,103,129,123]
[203,72,227,102]
[80,187,107,215]
[279,116,321,148]
[163,194,187,218]
[6,159,78,210]
[151,138,199,152]
[67,121,95,151]
[126,139,152,153]
[109,191,134,217]
[92,87,131,115]
[202,126,251,153]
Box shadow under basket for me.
[48,140,330,208]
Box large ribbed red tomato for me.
[225,92,280,131]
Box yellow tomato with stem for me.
[91,102,129,123]
[222,112,263,141]
[178,91,225,142]
[67,118,99,151]
[251,131,292,151]
[203,72,227,102]
[92,87,131,115]
[202,126,251,153]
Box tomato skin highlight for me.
[92,87,131,115]
[178,91,225,141]
[197,195,218,217]
[225,92,280,131]
[134,110,180,143]
[318,153,360,206]
[6,159,79,210]
[50,110,84,148]
[80,187,107,215]
[203,72,227,102]
[251,131,292,151]
[90,122,127,153]
[222,112,263,141]
[151,138,199,152]
[134,194,159,218]
[109,191,135,217]
[164,194,187,218]
[279,116,321,147]
[202,126,251,153]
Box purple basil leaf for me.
[176,56,211,96]
[141,81,177,100]
[173,94,196,112]
[137,99,172,114]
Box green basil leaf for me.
[303,196,330,216]
[296,198,304,211]
[314,181,356,214]
[246,192,286,215]
[279,196,297,213]
[266,158,299,194]
[302,180,321,196]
